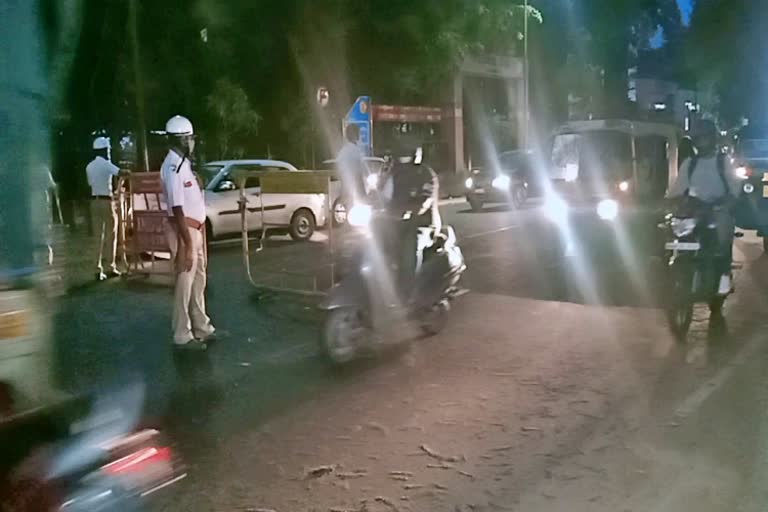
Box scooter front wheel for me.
[421,301,449,336]
[321,307,369,365]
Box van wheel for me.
[290,209,316,241]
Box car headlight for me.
[543,194,568,223]
[596,199,619,220]
[491,175,511,190]
[347,203,373,227]
[735,166,750,179]
[465,177,474,189]
[365,173,379,190]
[670,217,697,238]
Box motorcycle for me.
[0,383,185,511]
[318,202,466,365]
[661,199,736,340]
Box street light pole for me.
[523,0,529,149]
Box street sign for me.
[344,96,372,156]
[316,86,329,107]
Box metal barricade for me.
[234,170,336,296]
[121,173,174,277]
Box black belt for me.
[92,195,112,200]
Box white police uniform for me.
[160,148,215,345]
[86,155,120,275]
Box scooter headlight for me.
[491,175,511,190]
[596,199,619,221]
[671,217,697,238]
[465,177,474,189]
[365,173,379,190]
[348,204,373,228]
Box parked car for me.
[202,159,327,242]
[321,156,388,225]
[464,149,542,211]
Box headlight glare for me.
[348,204,373,227]
[596,199,619,220]
[491,175,511,190]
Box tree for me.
[576,0,682,115]
[205,79,261,159]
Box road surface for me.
[54,201,768,511]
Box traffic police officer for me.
[86,136,123,280]
[160,115,217,350]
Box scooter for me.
[318,203,466,365]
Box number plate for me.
[474,188,486,193]
[763,185,768,198]
[763,172,768,182]
[665,241,700,251]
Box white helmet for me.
[92,136,110,150]
[165,115,194,136]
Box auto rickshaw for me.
[541,119,681,266]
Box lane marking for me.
[675,334,764,418]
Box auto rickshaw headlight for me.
[596,199,619,220]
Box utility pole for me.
[523,0,530,149]
[128,0,149,172]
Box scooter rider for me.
[379,144,441,298]
[668,119,740,295]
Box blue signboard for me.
[345,96,372,156]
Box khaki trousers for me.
[165,225,215,344]
[91,198,119,273]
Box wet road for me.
[55,201,768,511]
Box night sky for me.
[678,0,693,25]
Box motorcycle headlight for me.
[348,204,373,228]
[492,175,511,190]
[735,166,750,180]
[596,199,619,220]
[671,217,697,238]
[465,177,474,189]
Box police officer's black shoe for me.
[173,339,207,351]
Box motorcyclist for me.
[379,144,441,299]
[668,119,741,295]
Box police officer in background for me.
[160,115,218,351]
[86,136,126,280]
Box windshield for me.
[739,139,768,159]
[551,131,632,183]
[201,164,225,188]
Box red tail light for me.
[103,446,172,475]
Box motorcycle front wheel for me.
[321,308,369,365]
[666,269,694,341]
